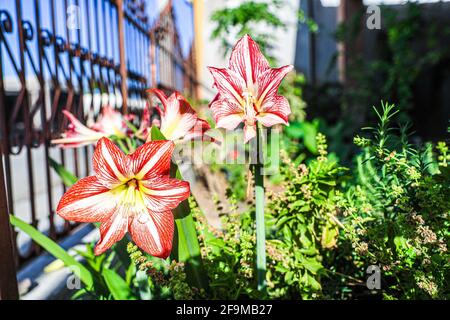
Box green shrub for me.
[340,103,450,299]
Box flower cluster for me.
[54,34,292,260]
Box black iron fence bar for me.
[15,0,40,258]
[34,0,55,240]
[117,0,128,113]
[0,9,17,267]
[0,153,19,300]
[0,7,19,299]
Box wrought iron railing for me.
[0,0,197,299]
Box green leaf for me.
[71,288,88,300]
[299,255,323,274]
[10,215,93,288]
[321,222,338,249]
[275,215,291,228]
[299,247,317,256]
[49,157,78,187]
[125,261,136,286]
[301,273,322,291]
[150,125,166,141]
[135,270,152,300]
[285,122,304,138]
[171,167,209,290]
[282,225,292,242]
[394,236,408,251]
[151,126,208,291]
[285,271,294,283]
[302,122,318,154]
[308,274,322,291]
[285,122,317,154]
[102,269,136,300]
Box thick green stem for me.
[254,126,266,291]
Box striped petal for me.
[167,92,196,120]
[229,34,270,88]
[57,176,117,222]
[244,123,257,143]
[256,65,293,108]
[129,210,174,258]
[149,89,208,142]
[62,110,97,136]
[147,88,170,107]
[52,110,105,148]
[51,134,104,148]
[94,208,128,255]
[91,106,127,138]
[150,90,183,129]
[130,140,174,180]
[163,114,198,141]
[161,94,198,140]
[141,177,190,212]
[210,99,244,130]
[93,137,130,188]
[256,96,290,127]
[257,112,288,127]
[183,118,211,141]
[208,67,246,106]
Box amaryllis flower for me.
[208,34,293,142]
[147,89,210,142]
[52,106,127,148]
[51,110,105,148]
[56,137,190,258]
[90,105,127,138]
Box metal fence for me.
[0,0,197,299]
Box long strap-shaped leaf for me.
[151,126,208,291]
[49,157,78,187]
[102,269,136,300]
[9,215,94,289]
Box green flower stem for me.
[254,125,266,291]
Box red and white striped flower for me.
[52,106,127,148]
[148,89,210,142]
[57,137,190,258]
[91,105,127,138]
[51,110,105,148]
[208,34,293,142]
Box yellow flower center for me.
[242,89,257,111]
[111,178,146,210]
[242,89,258,124]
